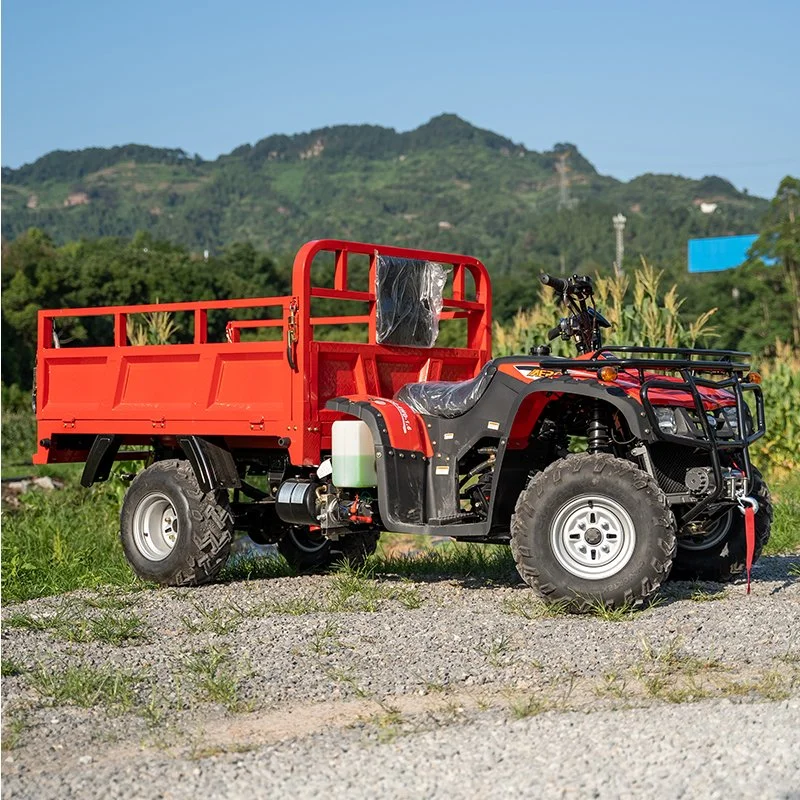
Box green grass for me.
[182,647,246,712]
[29,665,139,710]
[1,658,25,677]
[4,606,147,645]
[181,600,244,635]
[765,474,800,555]
[2,452,796,605]
[1,480,142,602]
[370,540,517,582]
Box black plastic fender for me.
[80,434,123,487]
[177,436,242,493]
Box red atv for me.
[33,240,771,609]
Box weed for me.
[1,658,25,677]
[790,563,800,577]
[371,707,405,743]
[181,601,243,636]
[219,553,294,583]
[481,635,513,668]
[262,597,323,615]
[595,671,629,700]
[29,665,139,710]
[183,647,247,712]
[84,612,147,645]
[370,541,515,583]
[326,667,370,699]
[1,479,142,602]
[309,620,340,655]
[3,612,52,631]
[394,584,423,609]
[4,606,146,645]
[689,583,727,602]
[509,693,549,719]
[586,598,640,621]
[81,593,134,611]
[329,564,387,612]
[501,595,569,620]
[1,710,28,751]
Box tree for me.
[750,176,800,347]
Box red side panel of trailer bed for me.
[34,239,492,467]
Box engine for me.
[275,478,375,529]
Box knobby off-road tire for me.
[670,468,773,582]
[278,529,380,573]
[120,459,234,586]
[510,453,676,611]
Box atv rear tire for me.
[120,459,234,586]
[670,468,772,582]
[510,453,676,611]
[278,529,379,573]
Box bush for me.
[1,383,36,470]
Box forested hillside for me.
[2,114,768,272]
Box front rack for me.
[534,346,765,524]
[537,346,753,380]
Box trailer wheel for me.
[120,459,233,586]
[278,529,379,573]
[510,453,676,611]
[670,469,772,582]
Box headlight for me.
[721,406,740,436]
[654,407,677,435]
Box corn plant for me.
[753,341,800,478]
[494,259,717,357]
[126,309,179,346]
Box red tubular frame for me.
[34,239,492,467]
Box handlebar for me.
[539,273,593,298]
[539,273,569,293]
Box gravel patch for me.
[2,555,799,798]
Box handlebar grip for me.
[539,274,569,293]
[547,324,562,341]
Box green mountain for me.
[1,114,768,271]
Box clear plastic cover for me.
[395,363,496,419]
[375,256,449,348]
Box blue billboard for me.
[687,234,775,273]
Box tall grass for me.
[1,482,139,602]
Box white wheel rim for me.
[550,494,637,580]
[678,510,733,551]
[132,492,179,561]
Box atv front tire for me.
[670,468,772,582]
[510,453,676,611]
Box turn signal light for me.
[746,371,762,384]
[599,366,619,382]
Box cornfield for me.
[494,259,716,356]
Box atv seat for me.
[395,362,497,419]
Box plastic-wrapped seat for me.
[395,363,497,419]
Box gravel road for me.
[2,555,799,799]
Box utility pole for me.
[612,213,627,276]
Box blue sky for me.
[3,0,798,197]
